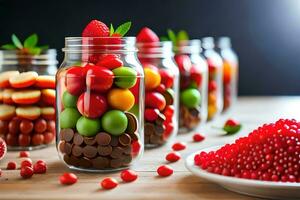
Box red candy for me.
[172,142,186,151]
[120,170,138,182]
[145,92,166,111]
[144,108,159,122]
[77,92,107,118]
[85,65,114,92]
[44,131,55,144]
[65,66,86,96]
[21,158,33,168]
[193,133,205,142]
[157,165,173,177]
[159,69,174,88]
[20,166,34,179]
[19,151,30,158]
[33,161,47,174]
[18,134,31,147]
[7,161,17,170]
[96,54,123,69]
[101,177,118,189]
[208,80,217,91]
[190,65,202,87]
[165,152,181,162]
[59,173,78,185]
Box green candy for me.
[76,116,101,137]
[128,104,139,118]
[60,108,81,129]
[180,88,201,108]
[62,91,78,108]
[112,67,137,89]
[101,110,128,136]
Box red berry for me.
[120,170,138,182]
[96,54,123,70]
[33,161,47,174]
[157,165,173,177]
[47,120,55,133]
[193,133,205,142]
[101,177,118,189]
[20,166,34,179]
[85,65,114,92]
[65,66,86,96]
[32,134,44,146]
[77,92,107,118]
[18,134,31,147]
[137,27,159,43]
[225,119,239,127]
[165,152,181,162]
[82,20,109,37]
[19,151,30,158]
[5,133,18,146]
[19,120,34,134]
[59,173,78,185]
[21,158,33,168]
[144,108,159,122]
[34,118,47,133]
[172,142,186,151]
[7,161,17,170]
[190,65,203,87]
[0,137,7,160]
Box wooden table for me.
[1,96,300,200]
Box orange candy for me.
[9,72,38,88]
[35,75,55,89]
[108,88,135,111]
[144,68,161,90]
[0,71,19,88]
[16,106,41,120]
[12,90,41,104]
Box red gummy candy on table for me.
[157,165,173,177]
[120,170,138,182]
[59,173,78,185]
[165,152,181,162]
[137,27,159,43]
[33,161,47,174]
[82,20,109,37]
[7,161,17,170]
[225,119,239,126]
[20,166,34,179]
[101,177,118,189]
[172,142,186,151]
[20,158,33,168]
[19,151,30,158]
[193,133,205,142]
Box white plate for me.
[185,146,300,200]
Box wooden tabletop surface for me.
[1,96,300,200]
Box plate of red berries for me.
[185,119,300,200]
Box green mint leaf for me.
[115,21,131,36]
[160,36,169,41]
[1,44,17,50]
[167,29,177,46]
[28,47,42,55]
[109,24,114,36]
[223,125,241,135]
[38,45,49,51]
[24,34,38,48]
[177,30,189,41]
[11,34,23,49]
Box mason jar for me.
[201,37,223,121]
[174,40,208,133]
[0,49,57,150]
[56,37,144,172]
[217,37,238,112]
[137,41,179,147]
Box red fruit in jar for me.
[43,131,54,144]
[33,161,47,174]
[145,92,166,111]
[96,54,123,69]
[34,118,47,133]
[172,142,186,151]
[86,65,114,92]
[0,137,7,160]
[77,92,107,118]
[20,120,34,134]
[190,65,202,87]
[194,119,300,182]
[82,19,109,37]
[159,69,174,88]
[166,152,181,162]
[47,120,55,133]
[193,133,205,142]
[18,134,31,147]
[120,170,138,182]
[157,165,173,177]
[8,118,20,135]
[174,55,192,73]
[144,108,159,122]
[101,177,118,189]
[0,120,8,135]
[59,173,78,185]
[21,158,33,168]
[163,105,174,121]
[20,166,34,179]
[32,134,44,146]
[65,66,86,96]
[6,133,18,146]
[155,84,166,93]
[7,161,17,170]
[137,27,159,43]
[19,151,30,158]
[208,80,217,92]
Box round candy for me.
[108,89,134,111]
[86,65,114,92]
[65,66,86,96]
[101,110,128,136]
[59,108,81,129]
[112,67,137,89]
[144,68,161,90]
[180,88,201,108]
[77,92,107,118]
[76,116,101,137]
[62,91,78,108]
[159,69,174,89]
[145,92,166,111]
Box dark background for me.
[0,0,299,95]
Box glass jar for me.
[174,40,208,133]
[217,37,238,112]
[0,50,57,150]
[137,41,179,147]
[56,37,144,172]
[201,37,223,121]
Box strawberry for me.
[0,137,7,160]
[137,27,159,43]
[82,20,109,37]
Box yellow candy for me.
[108,88,135,111]
[144,68,161,90]
[208,104,217,120]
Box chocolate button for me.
[145,123,155,136]
[122,155,133,165]
[72,145,83,157]
[129,132,139,141]
[154,124,165,135]
[119,134,131,146]
[63,154,70,164]
[83,146,97,158]
[79,157,92,168]
[58,141,66,153]
[125,112,137,134]
[92,157,109,169]
[123,146,132,155]
[61,129,74,142]
[190,107,200,117]
[84,137,96,145]
[64,142,72,155]
[73,133,84,146]
[111,147,124,158]
[69,155,80,167]
[97,145,113,156]
[110,158,123,168]
[96,132,111,145]
[110,136,119,146]
[150,134,163,144]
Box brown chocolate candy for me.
[78,157,92,168]
[110,158,123,168]
[83,137,96,145]
[58,141,66,153]
[125,112,137,134]
[60,129,74,142]
[122,155,133,165]
[72,145,83,157]
[189,107,200,117]
[97,145,113,156]
[110,136,119,147]
[155,113,166,125]
[145,123,155,136]
[150,134,163,144]
[65,155,80,167]
[154,124,165,135]
[111,147,124,159]
[119,134,131,146]
[123,146,132,155]
[96,132,111,146]
[92,157,109,169]
[64,142,72,155]
[73,133,84,146]
[83,146,97,158]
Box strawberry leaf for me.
[223,125,241,135]
[1,44,17,50]
[115,21,131,36]
[109,24,114,36]
[28,47,42,55]
[160,36,169,41]
[11,34,23,49]
[177,30,189,41]
[167,29,177,45]
[24,34,38,48]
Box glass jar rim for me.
[174,39,201,54]
[137,41,174,58]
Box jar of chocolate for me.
[137,41,179,147]
[217,37,238,112]
[174,40,208,132]
[56,37,144,172]
[0,49,57,150]
[201,37,223,121]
